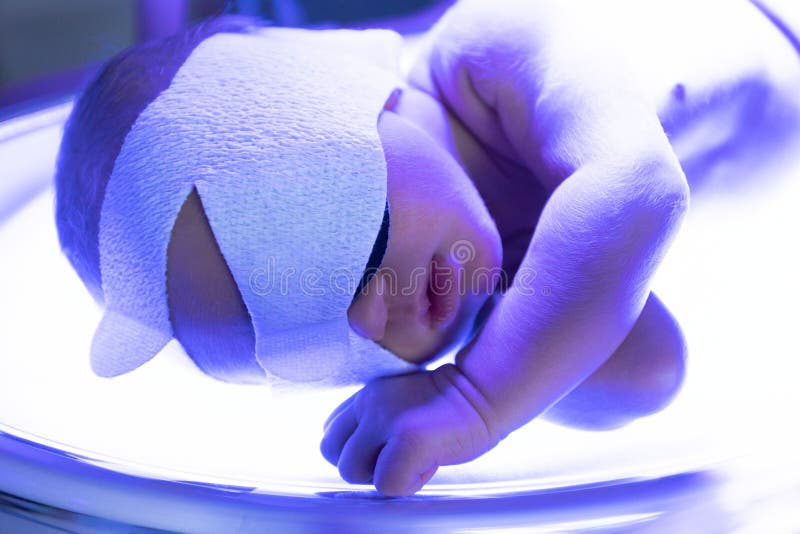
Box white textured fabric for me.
[92,29,418,386]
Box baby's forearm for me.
[455,160,689,440]
[415,0,692,442]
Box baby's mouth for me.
[425,253,461,329]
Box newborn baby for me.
[55,0,800,496]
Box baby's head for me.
[55,17,501,384]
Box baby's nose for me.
[347,271,388,342]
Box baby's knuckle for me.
[359,381,380,400]
[394,428,427,454]
[355,384,382,415]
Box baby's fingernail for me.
[420,466,437,485]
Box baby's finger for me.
[320,405,358,466]
[373,435,438,497]
[323,391,358,433]
[337,426,384,485]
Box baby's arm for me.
[451,0,800,436]
[407,0,693,437]
[322,0,689,496]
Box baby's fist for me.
[320,364,499,496]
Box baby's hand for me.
[320,364,499,497]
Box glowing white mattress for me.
[1,103,799,530]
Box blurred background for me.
[0,0,452,121]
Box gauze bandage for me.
[91,28,418,387]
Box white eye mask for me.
[91,28,418,387]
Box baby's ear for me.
[166,188,266,383]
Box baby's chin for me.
[383,289,491,365]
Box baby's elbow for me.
[626,155,690,233]
[590,155,689,267]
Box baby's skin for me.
[162,1,800,497]
[321,0,800,496]
[53,0,797,498]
